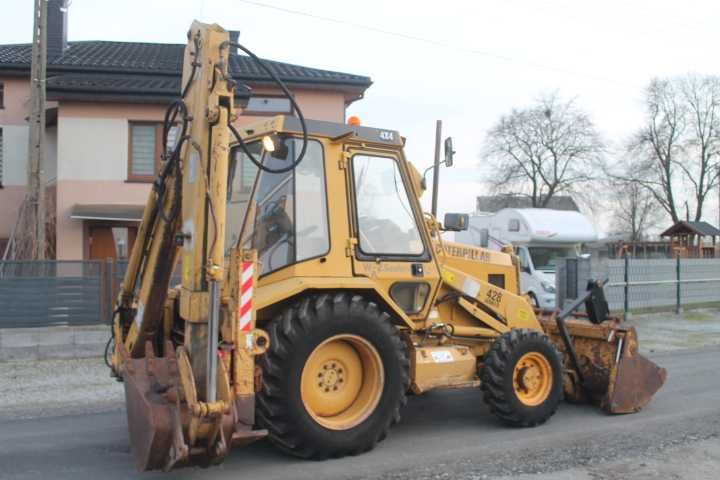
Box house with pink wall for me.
[0,0,371,260]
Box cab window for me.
[515,247,531,272]
[352,155,424,256]
[235,137,329,276]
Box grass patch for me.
[685,312,713,321]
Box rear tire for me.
[481,329,563,427]
[257,292,409,459]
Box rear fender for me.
[253,277,416,329]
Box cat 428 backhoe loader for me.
[110,21,666,471]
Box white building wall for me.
[57,117,128,181]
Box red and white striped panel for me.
[238,261,254,332]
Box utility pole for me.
[431,120,442,218]
[27,0,47,259]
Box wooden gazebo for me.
[660,221,720,258]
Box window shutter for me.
[241,156,258,191]
[131,124,156,177]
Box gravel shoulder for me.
[628,308,720,352]
[0,357,124,420]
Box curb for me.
[0,325,110,362]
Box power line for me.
[528,0,720,36]
[511,0,720,51]
[236,0,641,89]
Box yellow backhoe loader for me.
[110,21,666,471]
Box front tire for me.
[257,293,409,459]
[481,329,563,427]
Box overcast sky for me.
[3,0,720,231]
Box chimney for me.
[228,30,240,54]
[47,0,69,60]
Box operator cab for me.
[225,116,422,279]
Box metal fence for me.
[599,258,720,313]
[0,259,184,328]
[5,256,718,328]
[0,260,112,328]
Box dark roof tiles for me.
[0,40,370,86]
[0,40,370,103]
[0,43,33,65]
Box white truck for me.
[454,208,598,309]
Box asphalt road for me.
[1,347,718,480]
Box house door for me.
[88,225,138,260]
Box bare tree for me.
[609,179,663,241]
[626,75,720,223]
[481,93,605,207]
[678,75,720,221]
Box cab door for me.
[345,147,440,323]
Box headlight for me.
[541,281,556,293]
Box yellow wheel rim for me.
[301,335,384,430]
[513,352,552,406]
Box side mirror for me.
[444,137,455,167]
[443,213,468,232]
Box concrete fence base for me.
[0,325,110,362]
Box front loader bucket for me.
[538,314,666,414]
[605,351,667,413]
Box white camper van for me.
[454,208,598,309]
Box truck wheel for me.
[481,329,563,427]
[257,292,409,459]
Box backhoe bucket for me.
[538,315,666,414]
[118,339,266,471]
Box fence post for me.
[105,258,114,324]
[675,256,682,314]
[623,254,630,318]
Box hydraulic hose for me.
[220,40,308,174]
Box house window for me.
[243,96,292,115]
[0,82,4,109]
[128,122,161,181]
[240,155,258,192]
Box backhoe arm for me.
[110,22,267,471]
